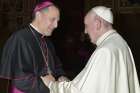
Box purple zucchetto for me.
[33,1,54,13]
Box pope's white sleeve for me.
[48,81,82,93]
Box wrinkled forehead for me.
[84,12,95,23]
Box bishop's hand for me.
[41,74,55,87]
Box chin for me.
[45,33,52,36]
[90,39,96,44]
[44,30,52,36]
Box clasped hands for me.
[41,74,69,87]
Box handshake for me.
[41,74,70,87]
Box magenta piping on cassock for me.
[9,86,24,93]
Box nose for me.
[54,21,58,28]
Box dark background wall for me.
[0,0,140,92]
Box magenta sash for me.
[10,86,24,93]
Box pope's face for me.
[84,13,99,44]
[40,6,60,36]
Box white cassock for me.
[48,29,140,93]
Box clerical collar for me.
[96,29,116,46]
[30,24,41,33]
[29,24,45,38]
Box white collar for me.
[96,29,116,46]
[30,23,42,35]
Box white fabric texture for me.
[49,29,140,93]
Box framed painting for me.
[118,0,140,13]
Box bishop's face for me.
[39,6,60,36]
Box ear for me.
[96,19,101,30]
[36,11,41,17]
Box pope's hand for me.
[58,76,70,82]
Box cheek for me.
[47,20,53,27]
[88,27,97,38]
[41,20,48,27]
[88,26,94,33]
[45,21,52,29]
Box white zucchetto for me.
[92,6,113,24]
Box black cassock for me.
[0,25,65,93]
